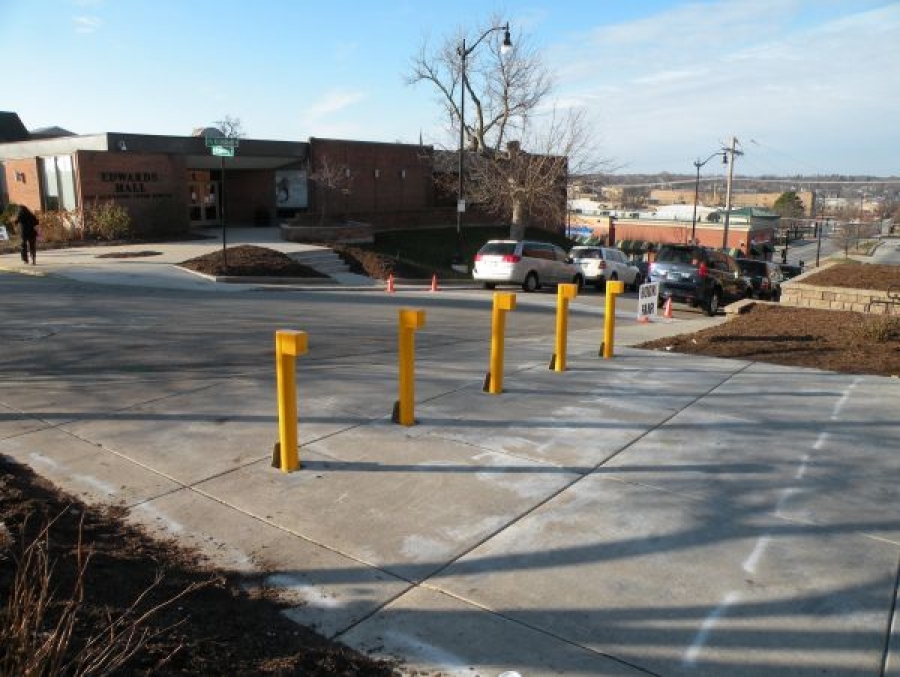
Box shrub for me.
[0,204,18,233]
[36,210,75,243]
[82,200,131,241]
[849,314,900,344]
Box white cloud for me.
[302,89,366,122]
[73,16,102,33]
[546,1,900,173]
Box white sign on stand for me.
[637,282,659,322]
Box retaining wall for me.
[780,264,890,313]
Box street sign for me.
[205,137,240,148]
[211,146,235,157]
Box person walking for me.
[14,204,38,265]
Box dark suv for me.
[649,245,750,316]
[736,258,783,301]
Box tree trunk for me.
[509,197,525,240]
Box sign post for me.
[206,137,240,267]
[637,282,659,323]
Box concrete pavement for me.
[1,229,899,675]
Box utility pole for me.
[721,136,742,250]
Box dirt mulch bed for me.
[179,245,327,278]
[639,304,900,377]
[0,457,400,676]
[178,244,428,281]
[801,263,900,292]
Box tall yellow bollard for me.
[395,308,426,426]
[551,283,579,372]
[274,329,308,473]
[602,279,626,359]
[485,292,517,394]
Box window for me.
[39,156,77,211]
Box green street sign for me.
[205,137,239,148]
[211,146,235,157]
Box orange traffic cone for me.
[663,297,673,319]
[386,273,395,293]
[430,274,438,292]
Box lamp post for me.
[455,22,512,264]
[691,151,726,245]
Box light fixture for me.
[455,21,512,263]
[501,25,512,55]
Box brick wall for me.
[224,169,276,225]
[3,158,41,209]
[76,151,189,236]
[308,138,434,217]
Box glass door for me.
[187,171,220,225]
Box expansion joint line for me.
[880,552,900,676]
[332,361,754,668]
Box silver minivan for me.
[473,240,583,292]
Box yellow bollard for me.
[485,292,517,394]
[274,329,308,473]
[551,283,579,372]
[601,279,626,359]
[395,308,426,426]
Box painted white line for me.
[742,535,771,574]
[813,432,829,451]
[683,591,741,665]
[265,574,343,609]
[133,502,184,534]
[794,454,810,480]
[71,473,117,497]
[830,378,860,420]
[383,630,469,671]
[776,487,799,516]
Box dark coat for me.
[15,205,38,238]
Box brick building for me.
[0,112,440,237]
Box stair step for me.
[289,249,352,276]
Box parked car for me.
[472,240,584,292]
[569,245,643,291]
[649,245,751,316]
[737,258,783,301]
[779,263,804,280]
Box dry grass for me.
[0,513,208,676]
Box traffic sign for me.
[205,137,240,148]
[211,146,235,157]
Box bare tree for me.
[408,17,604,238]
[309,156,352,226]
[214,115,245,139]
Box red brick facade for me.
[4,158,41,208]
[76,151,189,235]
[308,138,434,227]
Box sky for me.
[2,0,899,177]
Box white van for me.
[473,240,583,292]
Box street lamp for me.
[454,22,512,264]
[691,151,726,244]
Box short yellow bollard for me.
[485,292,517,394]
[551,283,579,372]
[395,308,426,426]
[601,279,626,359]
[274,329,308,473]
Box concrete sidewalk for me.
[1,230,899,675]
[1,326,898,675]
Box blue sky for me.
[2,0,898,176]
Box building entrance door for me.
[187,171,220,225]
